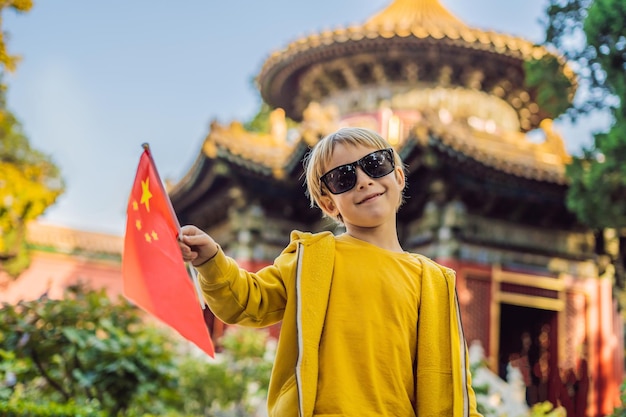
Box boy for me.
[179,127,482,416]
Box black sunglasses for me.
[320,148,395,195]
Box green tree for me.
[0,1,65,276]
[530,0,623,120]
[0,0,34,74]
[0,283,178,416]
[243,100,298,134]
[0,283,279,417]
[244,102,274,133]
[530,0,626,286]
[0,95,64,275]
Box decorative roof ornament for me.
[364,0,468,32]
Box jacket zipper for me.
[448,269,470,417]
[295,242,305,417]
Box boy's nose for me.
[355,166,373,188]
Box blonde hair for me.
[303,127,406,222]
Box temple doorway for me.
[498,303,557,405]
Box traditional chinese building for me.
[169,0,623,414]
[0,222,123,303]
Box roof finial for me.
[366,0,467,30]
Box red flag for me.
[122,145,214,357]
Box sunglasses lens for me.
[323,165,356,194]
[361,150,394,178]
[320,149,395,195]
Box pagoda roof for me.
[257,0,575,127]
[170,110,569,194]
[169,111,572,231]
[170,0,575,228]
[259,0,549,73]
[413,113,570,185]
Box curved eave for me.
[411,122,569,185]
[169,137,311,212]
[216,140,310,181]
[258,24,554,117]
[168,149,219,214]
[430,136,568,185]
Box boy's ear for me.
[395,166,406,188]
[318,195,338,216]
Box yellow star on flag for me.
[141,177,153,212]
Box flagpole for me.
[141,143,181,230]
[186,263,207,309]
[141,142,206,310]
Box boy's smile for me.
[357,192,383,205]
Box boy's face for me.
[318,143,405,230]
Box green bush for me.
[609,381,626,417]
[0,399,104,417]
[165,326,275,416]
[0,283,285,416]
[0,283,178,416]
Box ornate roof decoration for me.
[202,109,297,179]
[257,0,574,128]
[365,0,467,30]
[192,101,569,188]
[194,104,341,180]
[413,110,571,184]
[360,0,547,59]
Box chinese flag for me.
[122,145,214,357]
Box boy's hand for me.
[178,225,219,267]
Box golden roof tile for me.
[258,0,554,82]
[203,111,297,179]
[418,111,570,184]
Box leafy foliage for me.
[0,0,34,74]
[0,95,64,275]
[583,0,626,111]
[243,102,274,133]
[0,1,64,276]
[536,0,619,119]
[524,55,576,119]
[0,283,277,416]
[534,0,626,287]
[529,402,567,417]
[562,0,626,285]
[0,283,178,416]
[565,120,626,230]
[243,101,297,134]
[0,399,104,417]
[170,327,274,416]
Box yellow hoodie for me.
[196,231,482,417]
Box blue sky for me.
[4,0,611,236]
